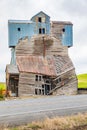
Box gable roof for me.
[31,11,50,20]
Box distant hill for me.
[77,74,87,89]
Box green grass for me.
[77,73,87,88]
[0,82,6,90]
[0,83,6,100]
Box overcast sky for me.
[0,0,87,82]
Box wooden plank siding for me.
[15,35,77,96]
[18,73,35,96]
[16,35,68,57]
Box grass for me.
[0,82,6,90]
[0,82,6,100]
[2,113,87,130]
[77,73,87,89]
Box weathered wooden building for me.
[6,11,78,96]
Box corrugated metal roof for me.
[16,56,57,76]
[8,20,33,24]
[52,21,73,25]
[54,56,74,74]
[6,64,19,74]
[16,55,73,76]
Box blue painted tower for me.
[8,11,50,47]
[8,11,73,64]
[62,24,73,47]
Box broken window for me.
[38,17,42,22]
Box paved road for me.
[0,95,87,126]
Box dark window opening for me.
[18,28,21,31]
[35,75,38,81]
[45,84,50,95]
[62,28,65,32]
[39,76,41,81]
[39,28,45,34]
[35,75,42,81]
[42,90,44,95]
[46,80,50,83]
[43,75,46,78]
[39,28,42,34]
[35,89,38,95]
[47,85,50,91]
[59,78,61,82]
[56,78,61,84]
[39,89,41,94]
[38,17,42,22]
[57,79,59,83]
[42,28,45,34]
[42,85,44,88]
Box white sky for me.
[0,0,87,82]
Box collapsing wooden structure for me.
[6,11,78,96]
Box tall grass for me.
[4,113,87,130]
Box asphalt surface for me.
[0,95,87,126]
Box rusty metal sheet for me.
[16,56,57,76]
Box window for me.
[42,85,44,88]
[39,28,45,34]
[42,28,45,34]
[42,90,44,95]
[38,17,42,22]
[39,76,41,81]
[18,28,21,31]
[39,89,41,94]
[56,78,61,84]
[62,28,65,32]
[35,75,38,81]
[39,28,42,34]
[42,17,45,22]
[35,89,38,95]
[35,75,42,81]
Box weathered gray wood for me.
[16,35,68,57]
[6,21,77,96]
